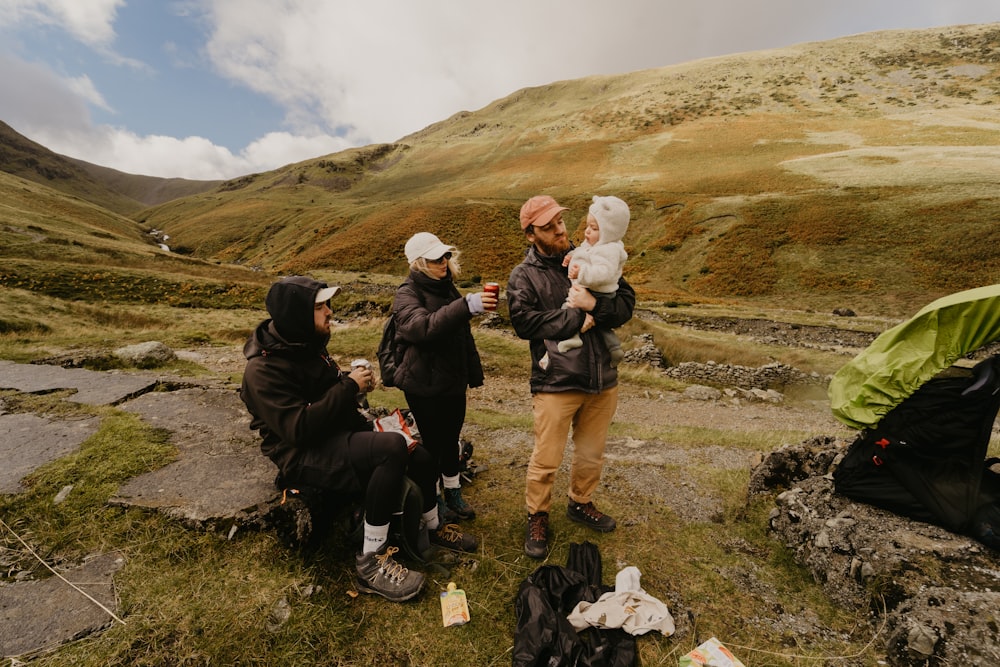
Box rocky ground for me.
[17,311,1000,665]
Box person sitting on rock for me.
[239,276,475,602]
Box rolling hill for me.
[4,23,1000,317]
[0,121,219,213]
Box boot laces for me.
[436,524,464,544]
[528,514,548,541]
[373,546,409,584]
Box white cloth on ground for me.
[567,565,675,636]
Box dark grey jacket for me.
[240,277,367,495]
[507,245,635,394]
[392,270,485,398]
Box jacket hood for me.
[264,276,329,344]
[589,195,629,245]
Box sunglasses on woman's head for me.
[427,252,452,264]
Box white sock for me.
[422,508,440,531]
[362,521,389,554]
[442,474,461,490]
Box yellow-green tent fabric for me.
[829,284,1000,430]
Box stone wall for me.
[623,334,828,390]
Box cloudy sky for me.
[1,1,997,180]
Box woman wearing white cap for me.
[389,232,497,551]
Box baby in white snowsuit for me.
[558,195,630,365]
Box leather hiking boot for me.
[524,512,549,559]
[444,486,476,520]
[429,523,478,552]
[355,545,424,602]
[567,501,617,533]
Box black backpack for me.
[376,313,402,388]
[834,354,1000,546]
[377,285,423,388]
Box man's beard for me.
[534,236,570,257]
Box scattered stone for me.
[682,384,722,401]
[53,485,74,504]
[832,308,856,317]
[266,597,292,632]
[113,341,176,367]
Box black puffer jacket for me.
[239,277,368,494]
[507,245,635,394]
[392,270,485,398]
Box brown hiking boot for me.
[429,523,478,552]
[524,512,549,559]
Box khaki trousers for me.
[525,386,619,514]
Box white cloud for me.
[24,125,348,180]
[0,52,94,134]
[4,0,1000,180]
[204,0,681,145]
[241,132,353,173]
[0,0,124,47]
[200,0,1000,147]
[64,74,113,112]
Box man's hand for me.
[566,284,596,312]
[348,366,374,393]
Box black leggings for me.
[347,430,437,525]
[405,392,467,479]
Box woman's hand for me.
[479,290,499,312]
[348,365,374,393]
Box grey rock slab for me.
[110,387,276,527]
[0,551,125,658]
[0,413,100,494]
[0,360,157,405]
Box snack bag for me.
[678,637,745,667]
[440,582,471,627]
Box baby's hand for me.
[561,250,574,267]
[567,264,580,280]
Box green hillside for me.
[3,24,1000,318]
[0,169,271,314]
[131,23,1000,317]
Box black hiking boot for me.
[567,501,617,533]
[443,486,476,520]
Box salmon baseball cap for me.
[519,195,568,230]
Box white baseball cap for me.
[315,285,341,302]
[404,232,456,264]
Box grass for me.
[0,291,891,666]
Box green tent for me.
[829,284,1000,430]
